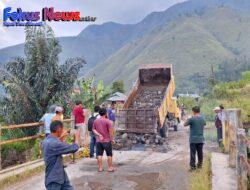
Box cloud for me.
[0,0,186,48]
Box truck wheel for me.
[160,125,166,138]
[165,123,169,137]
[173,125,178,131]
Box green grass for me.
[178,97,219,122]
[204,129,217,143]
[90,6,250,92]
[190,154,212,190]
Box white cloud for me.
[0,0,186,48]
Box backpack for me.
[88,114,98,131]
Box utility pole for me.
[211,64,216,86]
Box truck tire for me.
[165,123,169,137]
[173,124,178,131]
[160,124,166,138]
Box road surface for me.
[4,126,191,190]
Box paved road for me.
[4,126,191,190]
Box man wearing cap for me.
[52,106,64,122]
[214,106,223,146]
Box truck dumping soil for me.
[119,65,174,134]
[114,132,168,150]
[129,85,166,109]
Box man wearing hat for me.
[52,106,64,122]
[214,106,222,146]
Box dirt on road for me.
[3,126,192,190]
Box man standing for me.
[93,108,114,172]
[72,100,85,146]
[42,121,79,190]
[40,106,55,137]
[52,106,64,122]
[88,105,100,158]
[107,101,116,124]
[184,106,206,171]
[214,106,223,146]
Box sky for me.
[0,0,186,49]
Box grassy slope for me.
[91,7,250,91]
[219,84,250,123]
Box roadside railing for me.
[0,117,75,170]
[223,109,249,190]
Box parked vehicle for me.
[117,64,178,137]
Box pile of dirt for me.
[129,85,166,109]
[113,132,167,150]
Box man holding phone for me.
[42,120,79,190]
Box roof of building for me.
[107,92,127,102]
[178,93,200,98]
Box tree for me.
[0,25,85,124]
[111,80,125,94]
[71,79,108,110]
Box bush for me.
[178,97,219,121]
[200,98,219,121]
[1,140,37,168]
[212,70,250,123]
[31,139,42,160]
[1,141,32,159]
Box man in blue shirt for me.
[107,101,116,123]
[42,121,79,190]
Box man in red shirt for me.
[72,100,85,146]
[93,108,114,172]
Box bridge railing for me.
[0,118,75,170]
[223,109,249,190]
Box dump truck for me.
[167,97,181,131]
[117,64,178,136]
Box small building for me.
[107,92,127,104]
[104,92,127,111]
[177,93,200,101]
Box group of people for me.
[41,101,117,190]
[184,104,224,171]
[40,99,225,188]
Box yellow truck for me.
[118,64,179,137]
[167,97,181,131]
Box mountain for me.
[1,0,250,93]
[89,2,250,92]
[0,22,134,72]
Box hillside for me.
[1,0,250,92]
[0,22,134,72]
[90,6,250,92]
